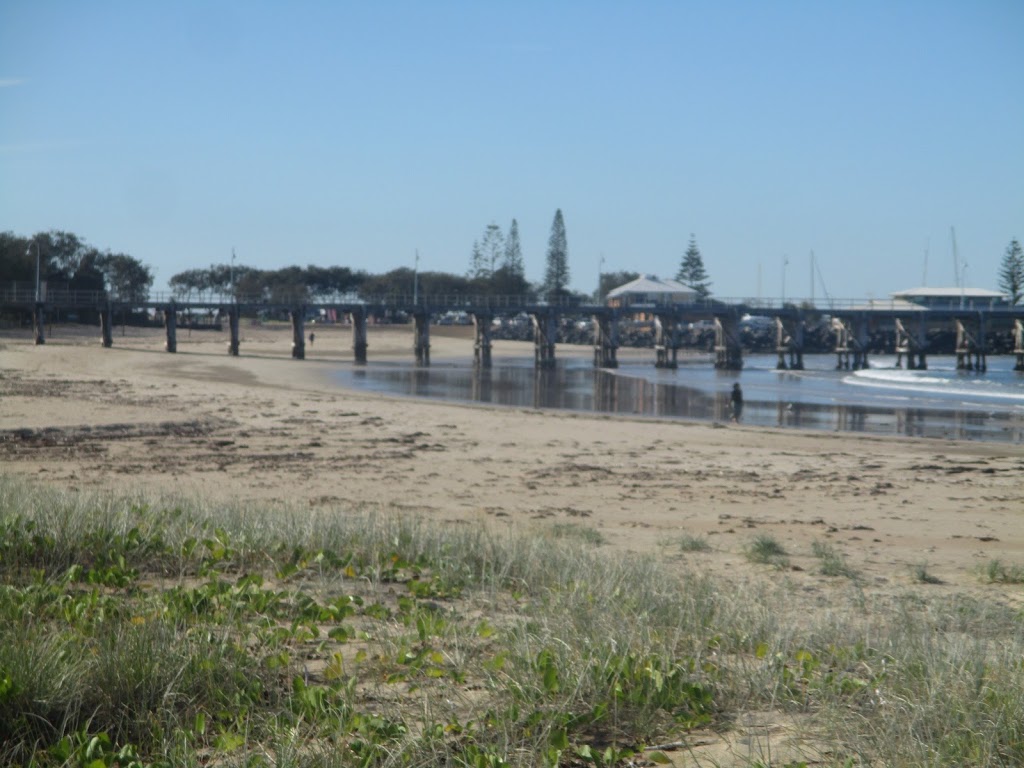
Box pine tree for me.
[676,234,711,299]
[544,209,570,297]
[468,241,485,280]
[480,223,505,278]
[503,218,525,277]
[998,238,1024,305]
[469,224,505,281]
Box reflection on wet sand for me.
[341,362,1023,443]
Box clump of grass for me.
[547,522,605,546]
[982,558,1024,584]
[811,540,858,580]
[745,534,790,568]
[678,534,711,552]
[912,563,943,584]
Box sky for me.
[1,0,1022,302]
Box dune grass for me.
[810,540,859,581]
[981,558,1024,584]
[744,534,790,568]
[1,475,1022,767]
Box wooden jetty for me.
[3,285,1024,374]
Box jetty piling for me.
[227,306,240,356]
[955,315,987,372]
[714,316,743,370]
[894,317,928,369]
[33,304,46,345]
[413,310,430,366]
[351,307,368,364]
[832,315,869,369]
[100,305,113,348]
[774,317,804,370]
[289,308,305,359]
[164,305,177,353]
[593,312,618,368]
[531,310,557,368]
[654,313,680,369]
[472,312,493,368]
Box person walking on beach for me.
[730,382,743,423]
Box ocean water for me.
[335,352,1024,444]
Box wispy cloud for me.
[0,78,26,88]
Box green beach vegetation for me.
[1,475,1022,767]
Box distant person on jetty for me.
[730,382,743,423]
[308,331,315,346]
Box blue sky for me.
[2,1,1022,301]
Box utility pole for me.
[230,248,236,300]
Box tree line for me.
[0,217,710,309]
[0,231,154,302]
[6,224,1020,309]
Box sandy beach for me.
[3,321,1024,764]
[2,322,1022,603]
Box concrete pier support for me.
[955,316,987,372]
[832,314,869,369]
[227,306,240,356]
[290,308,305,359]
[531,310,557,368]
[472,312,493,368]
[33,304,46,345]
[413,311,431,366]
[654,313,680,369]
[894,317,928,369]
[593,312,618,368]
[774,317,804,370]
[713,316,743,370]
[1014,319,1024,372]
[852,315,870,369]
[351,307,368,364]
[164,305,177,352]
[100,306,113,348]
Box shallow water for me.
[335,352,1024,444]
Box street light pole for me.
[230,248,236,301]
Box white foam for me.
[847,368,1024,404]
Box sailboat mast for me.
[951,226,960,288]
[810,251,814,304]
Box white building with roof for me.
[605,275,698,309]
[890,287,1009,310]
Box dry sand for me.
[1,322,1022,599]
[3,321,1024,764]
